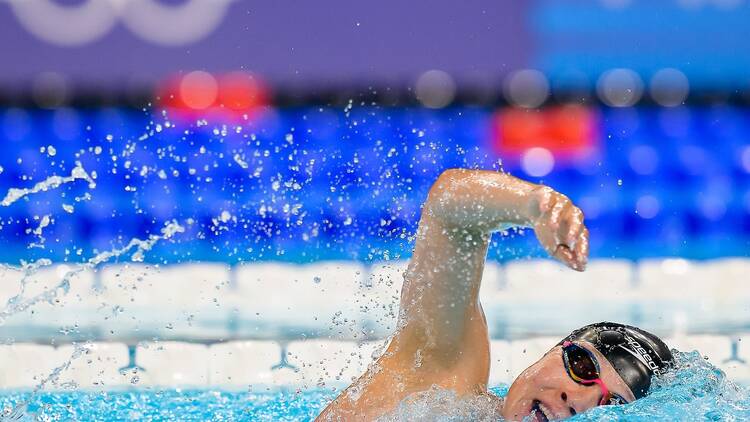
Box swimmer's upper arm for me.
[389,169,588,369]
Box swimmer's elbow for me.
[429,168,462,194]
[425,168,467,222]
[425,168,532,230]
[426,168,495,226]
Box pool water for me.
[1,351,747,421]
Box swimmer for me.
[317,168,673,421]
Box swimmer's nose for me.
[559,391,580,417]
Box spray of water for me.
[0,220,185,324]
[0,163,95,207]
[1,342,91,421]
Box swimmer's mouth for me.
[530,399,552,422]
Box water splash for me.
[0,221,185,324]
[233,153,249,169]
[561,350,749,420]
[31,215,52,237]
[1,342,91,421]
[92,220,185,264]
[0,163,95,207]
[594,350,750,421]
[1,258,55,311]
[377,386,502,422]
[27,215,52,248]
[35,343,89,392]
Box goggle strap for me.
[591,378,611,406]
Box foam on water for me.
[0,351,746,420]
[377,387,504,422]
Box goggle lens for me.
[562,341,628,406]
[563,342,600,381]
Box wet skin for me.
[317,169,631,421]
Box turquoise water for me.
[0,389,335,421]
[0,351,747,421]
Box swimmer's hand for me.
[530,187,589,271]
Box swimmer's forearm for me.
[425,169,546,232]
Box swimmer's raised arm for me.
[390,168,588,382]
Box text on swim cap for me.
[622,335,661,375]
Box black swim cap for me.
[558,322,674,399]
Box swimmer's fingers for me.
[552,223,588,271]
[561,205,585,248]
[549,196,578,248]
[573,227,589,271]
[552,244,577,270]
[533,190,587,271]
[533,207,560,259]
[552,242,586,272]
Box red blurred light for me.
[155,76,183,108]
[155,71,269,119]
[219,72,266,111]
[180,71,218,110]
[494,105,598,157]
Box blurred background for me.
[0,0,749,392]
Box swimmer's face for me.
[501,341,636,421]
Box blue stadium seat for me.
[0,105,747,262]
